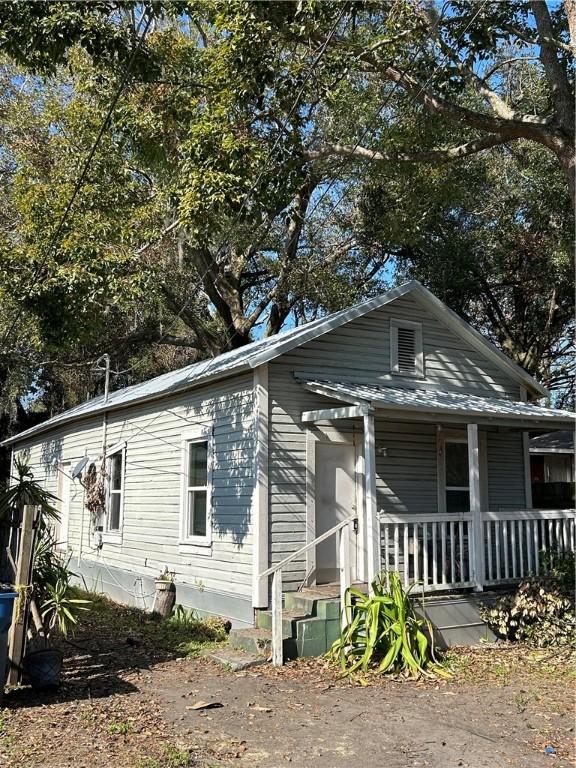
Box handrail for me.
[261,514,357,667]
[258,514,357,580]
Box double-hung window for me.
[181,428,212,546]
[104,442,125,539]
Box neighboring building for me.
[3,281,574,631]
[530,430,574,509]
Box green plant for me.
[327,571,444,678]
[0,458,91,643]
[0,456,59,523]
[107,719,134,736]
[539,550,575,595]
[480,575,576,647]
[40,577,91,637]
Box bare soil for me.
[0,597,573,768]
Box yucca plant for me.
[327,571,445,678]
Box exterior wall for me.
[487,431,527,510]
[13,374,255,625]
[268,292,525,589]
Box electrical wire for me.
[1,10,154,352]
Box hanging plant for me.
[83,462,106,526]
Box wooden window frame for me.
[179,426,213,549]
[103,441,126,544]
[390,318,424,378]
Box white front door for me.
[315,442,357,584]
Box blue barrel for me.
[0,591,17,697]
[0,592,17,634]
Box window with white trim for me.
[390,318,424,377]
[445,439,470,513]
[181,429,212,545]
[105,443,125,534]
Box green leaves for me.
[327,572,447,679]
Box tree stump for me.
[152,580,175,618]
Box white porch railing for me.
[482,509,575,585]
[258,515,356,666]
[380,509,575,592]
[380,512,475,591]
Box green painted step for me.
[256,609,311,635]
[284,592,342,620]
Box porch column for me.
[467,423,485,590]
[363,412,379,589]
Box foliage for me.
[480,569,576,648]
[0,454,59,523]
[0,1,572,428]
[0,457,91,640]
[539,550,575,595]
[82,592,228,658]
[327,571,444,678]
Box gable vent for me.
[397,327,417,373]
[390,318,424,377]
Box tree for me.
[0,0,572,419]
[302,1,575,201]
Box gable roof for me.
[3,280,548,446]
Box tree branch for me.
[307,134,514,166]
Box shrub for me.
[480,575,576,647]
[327,571,445,678]
[539,550,575,595]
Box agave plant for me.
[327,571,445,678]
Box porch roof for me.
[301,379,575,428]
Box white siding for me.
[15,375,255,600]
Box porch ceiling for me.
[300,379,575,429]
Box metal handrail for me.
[258,514,357,580]
[260,514,357,667]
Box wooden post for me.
[8,505,36,686]
[271,570,283,667]
[467,424,484,591]
[339,525,351,630]
[363,412,379,591]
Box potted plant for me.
[0,457,90,689]
[23,527,90,689]
[153,570,176,618]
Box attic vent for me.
[390,319,424,377]
[397,327,417,373]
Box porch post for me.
[363,412,379,590]
[467,423,484,590]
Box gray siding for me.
[268,292,525,588]
[487,431,527,510]
[15,374,255,603]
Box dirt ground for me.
[0,598,574,768]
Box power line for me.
[1,10,154,352]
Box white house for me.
[4,281,574,642]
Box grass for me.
[71,589,228,658]
[136,742,192,768]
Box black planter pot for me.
[22,648,63,689]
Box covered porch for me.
[300,380,575,594]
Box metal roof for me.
[301,380,575,427]
[530,430,574,453]
[4,280,549,446]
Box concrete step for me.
[203,647,268,672]
[256,609,311,635]
[228,627,297,660]
[284,592,341,620]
